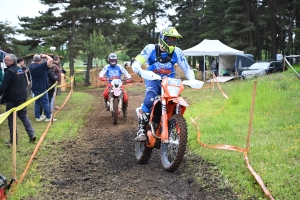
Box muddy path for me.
[30,88,237,200]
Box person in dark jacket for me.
[17,57,31,84]
[47,67,57,112]
[40,68,57,116]
[1,53,36,146]
[17,57,31,97]
[30,54,55,122]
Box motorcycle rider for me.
[99,53,132,118]
[132,27,195,141]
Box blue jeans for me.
[7,100,35,142]
[33,90,51,119]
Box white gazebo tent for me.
[183,39,244,81]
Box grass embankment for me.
[182,66,300,199]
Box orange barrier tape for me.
[53,85,73,116]
[191,117,274,199]
[190,80,274,200]
[211,74,229,99]
[244,153,274,200]
[57,78,73,89]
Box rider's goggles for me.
[109,59,117,63]
[164,36,179,46]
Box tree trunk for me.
[295,4,300,54]
[85,53,93,85]
[68,14,76,85]
[270,2,278,60]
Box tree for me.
[83,30,110,84]
[168,0,206,50]
[223,0,255,52]
[0,21,22,55]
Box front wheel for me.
[113,98,118,125]
[161,114,188,172]
[135,140,153,164]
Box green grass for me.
[182,67,300,199]
[0,91,95,199]
[0,64,299,199]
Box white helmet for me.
[108,53,118,67]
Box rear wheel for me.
[161,114,188,172]
[135,140,153,164]
[113,98,118,125]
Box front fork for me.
[161,99,168,142]
[109,95,123,114]
[161,101,182,142]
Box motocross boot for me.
[104,99,109,111]
[123,103,128,118]
[135,110,150,142]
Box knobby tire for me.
[135,141,153,164]
[160,114,188,172]
[113,98,118,125]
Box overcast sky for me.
[0,0,48,40]
[0,0,173,41]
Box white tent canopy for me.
[182,39,244,56]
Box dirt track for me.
[30,88,237,200]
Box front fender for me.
[168,97,189,107]
[168,97,188,115]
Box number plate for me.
[167,78,180,86]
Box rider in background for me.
[131,27,195,141]
[99,53,132,118]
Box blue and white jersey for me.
[99,64,131,83]
[133,44,195,80]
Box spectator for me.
[17,57,30,84]
[1,53,36,146]
[188,57,191,66]
[60,67,67,92]
[52,55,61,110]
[211,57,218,77]
[276,51,283,63]
[130,57,135,66]
[0,69,4,103]
[0,68,3,85]
[61,66,67,74]
[30,54,56,122]
[47,67,57,113]
[198,59,206,80]
[40,67,57,116]
[17,57,31,97]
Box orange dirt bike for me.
[107,78,125,125]
[135,70,204,172]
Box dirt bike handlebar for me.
[140,70,162,80]
[139,70,204,89]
